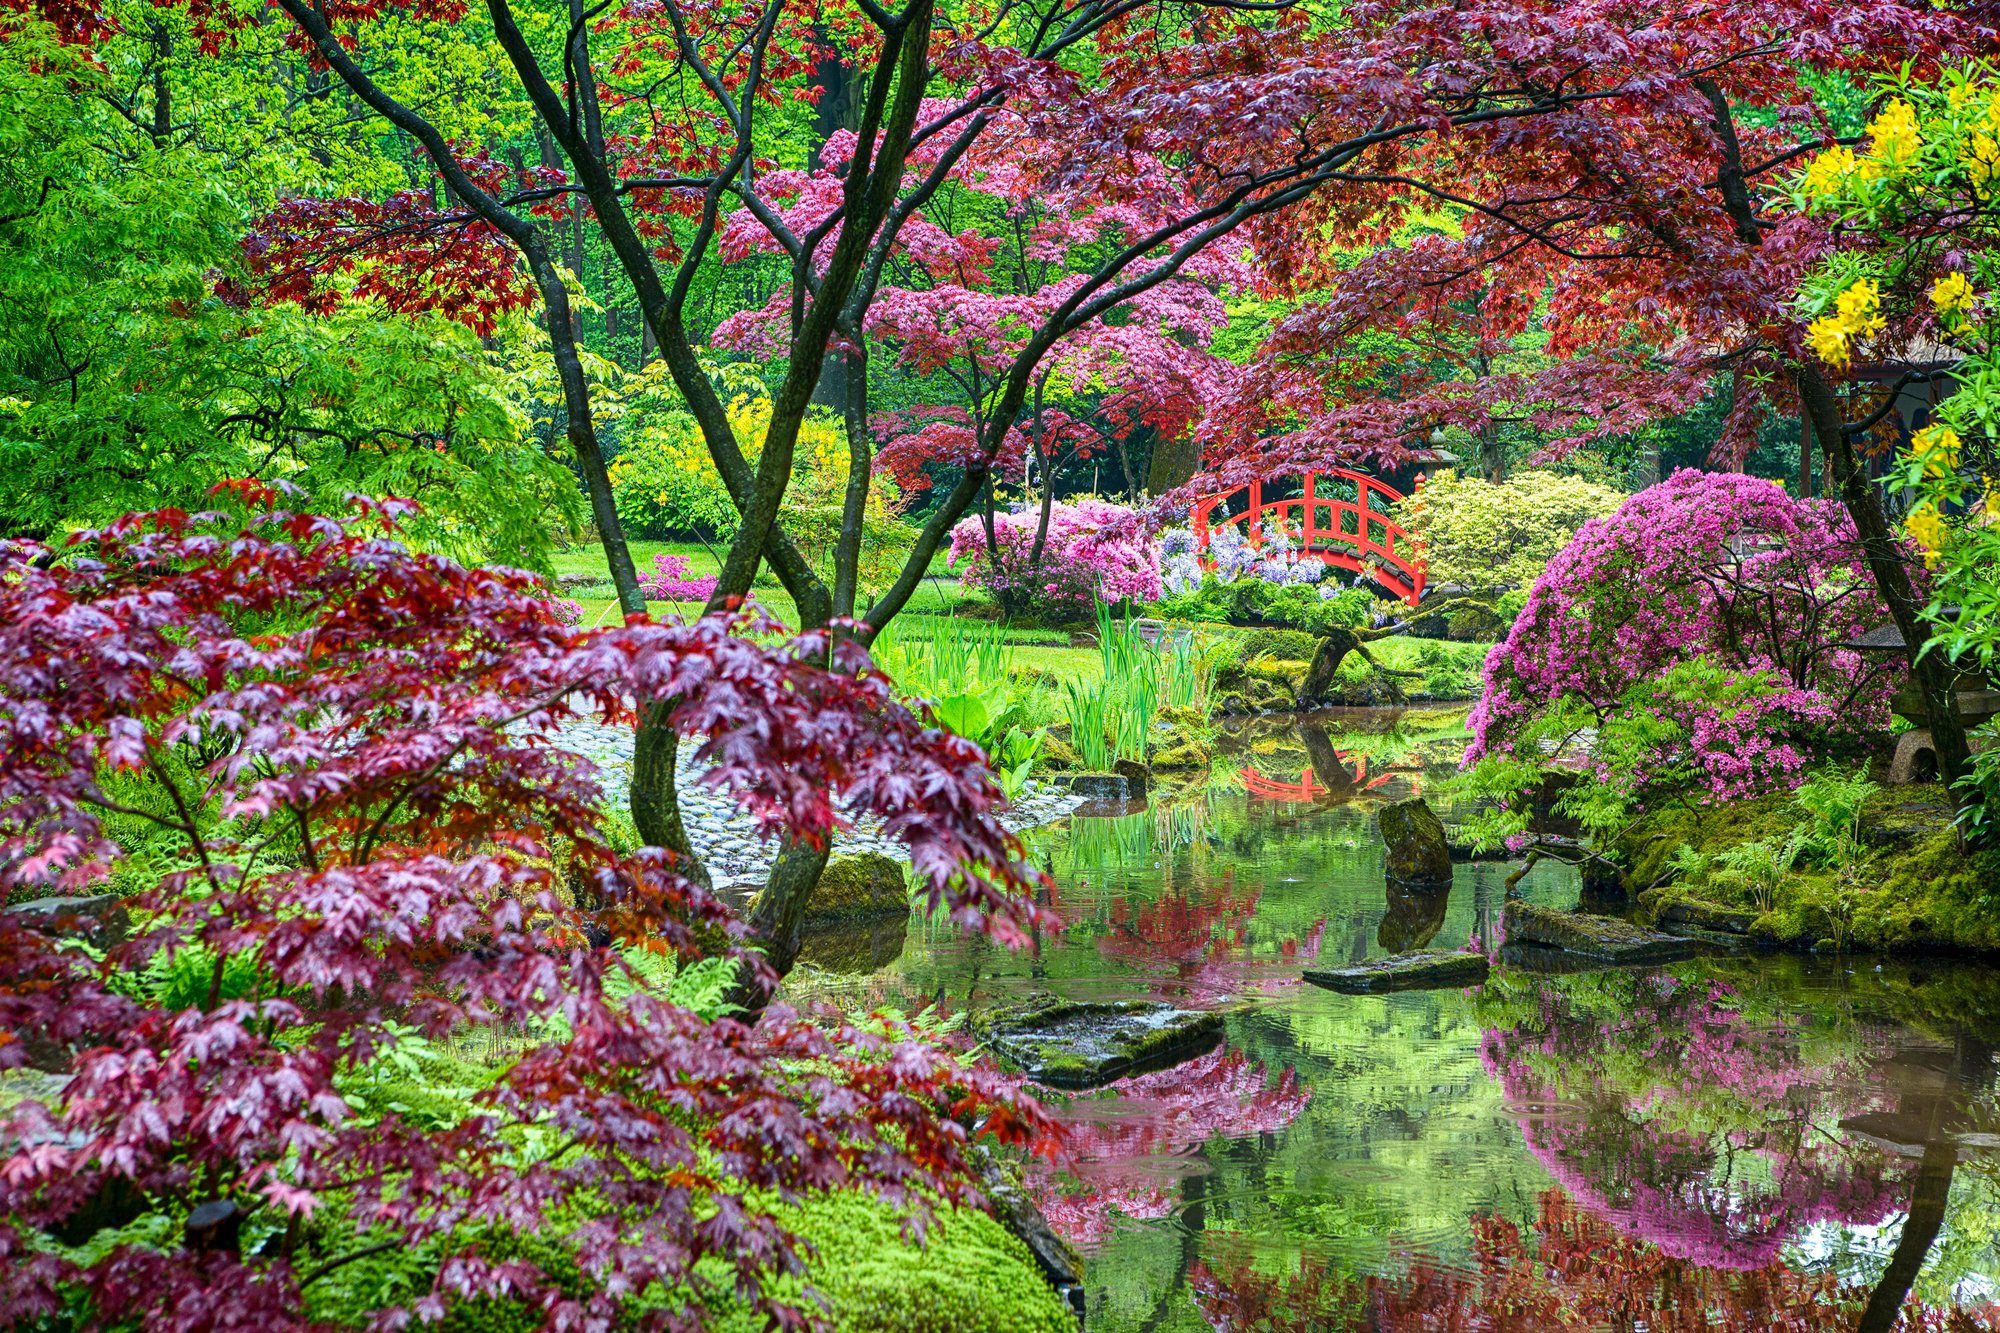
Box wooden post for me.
[1248,480,1263,544]
[1302,472,1317,549]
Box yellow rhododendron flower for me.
[1932,271,1976,315]
[1905,503,1948,567]
[1911,423,1962,479]
[1807,316,1852,366]
[1799,145,1861,198]
[1866,99,1922,167]
[1834,278,1887,337]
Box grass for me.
[556,539,976,629]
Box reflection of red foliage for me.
[1028,1048,1311,1249]
[1097,881,1325,1003]
[1192,1191,2000,1331]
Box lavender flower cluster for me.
[1160,522,1346,598]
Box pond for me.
[793,708,2000,1331]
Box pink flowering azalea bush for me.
[1461,470,1897,843]
[0,487,1055,1330]
[637,551,720,603]
[948,499,1161,618]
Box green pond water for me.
[797,708,2000,1330]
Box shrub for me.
[948,499,1160,617]
[1462,470,1897,840]
[1398,468,1625,595]
[638,551,720,603]
[0,487,1055,1330]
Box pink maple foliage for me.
[0,485,1058,1330]
[1025,1046,1311,1250]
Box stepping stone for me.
[1502,900,1697,965]
[976,1000,1223,1090]
[1304,950,1489,994]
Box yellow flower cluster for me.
[1905,502,1948,567]
[1806,278,1887,367]
[1866,99,1923,169]
[1932,270,1977,316]
[1911,423,1962,479]
[1799,144,1864,199]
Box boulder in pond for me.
[1655,898,1759,936]
[1055,772,1144,801]
[1378,798,1452,887]
[1149,736,1213,772]
[1502,899,1697,965]
[976,999,1224,1089]
[1305,950,1489,994]
[803,852,909,929]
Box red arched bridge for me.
[1191,469,1426,604]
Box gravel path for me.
[558,720,1084,889]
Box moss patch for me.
[1623,788,2000,956]
[1236,628,1320,665]
[708,1191,1075,1333]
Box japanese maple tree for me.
[1193,0,2000,790]
[0,485,1056,1330]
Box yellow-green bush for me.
[1397,468,1625,595]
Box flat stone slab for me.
[1304,950,1489,994]
[977,1000,1224,1090]
[1503,900,1697,965]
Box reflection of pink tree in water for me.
[1029,1047,1311,1249]
[1097,879,1328,1004]
[1189,1190,1999,1331]
[1480,971,1908,1269]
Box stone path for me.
[558,720,1085,888]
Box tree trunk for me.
[1798,367,1973,791]
[632,704,710,891]
[1147,434,1202,496]
[724,839,835,1011]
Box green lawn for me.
[555,539,971,629]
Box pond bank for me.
[1619,785,2000,958]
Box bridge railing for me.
[1190,470,1426,604]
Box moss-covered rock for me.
[1502,900,1697,964]
[1305,949,1488,993]
[1378,798,1451,886]
[1212,667,1299,715]
[805,852,909,929]
[974,998,1224,1089]
[1150,737,1213,772]
[1035,731,1082,771]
